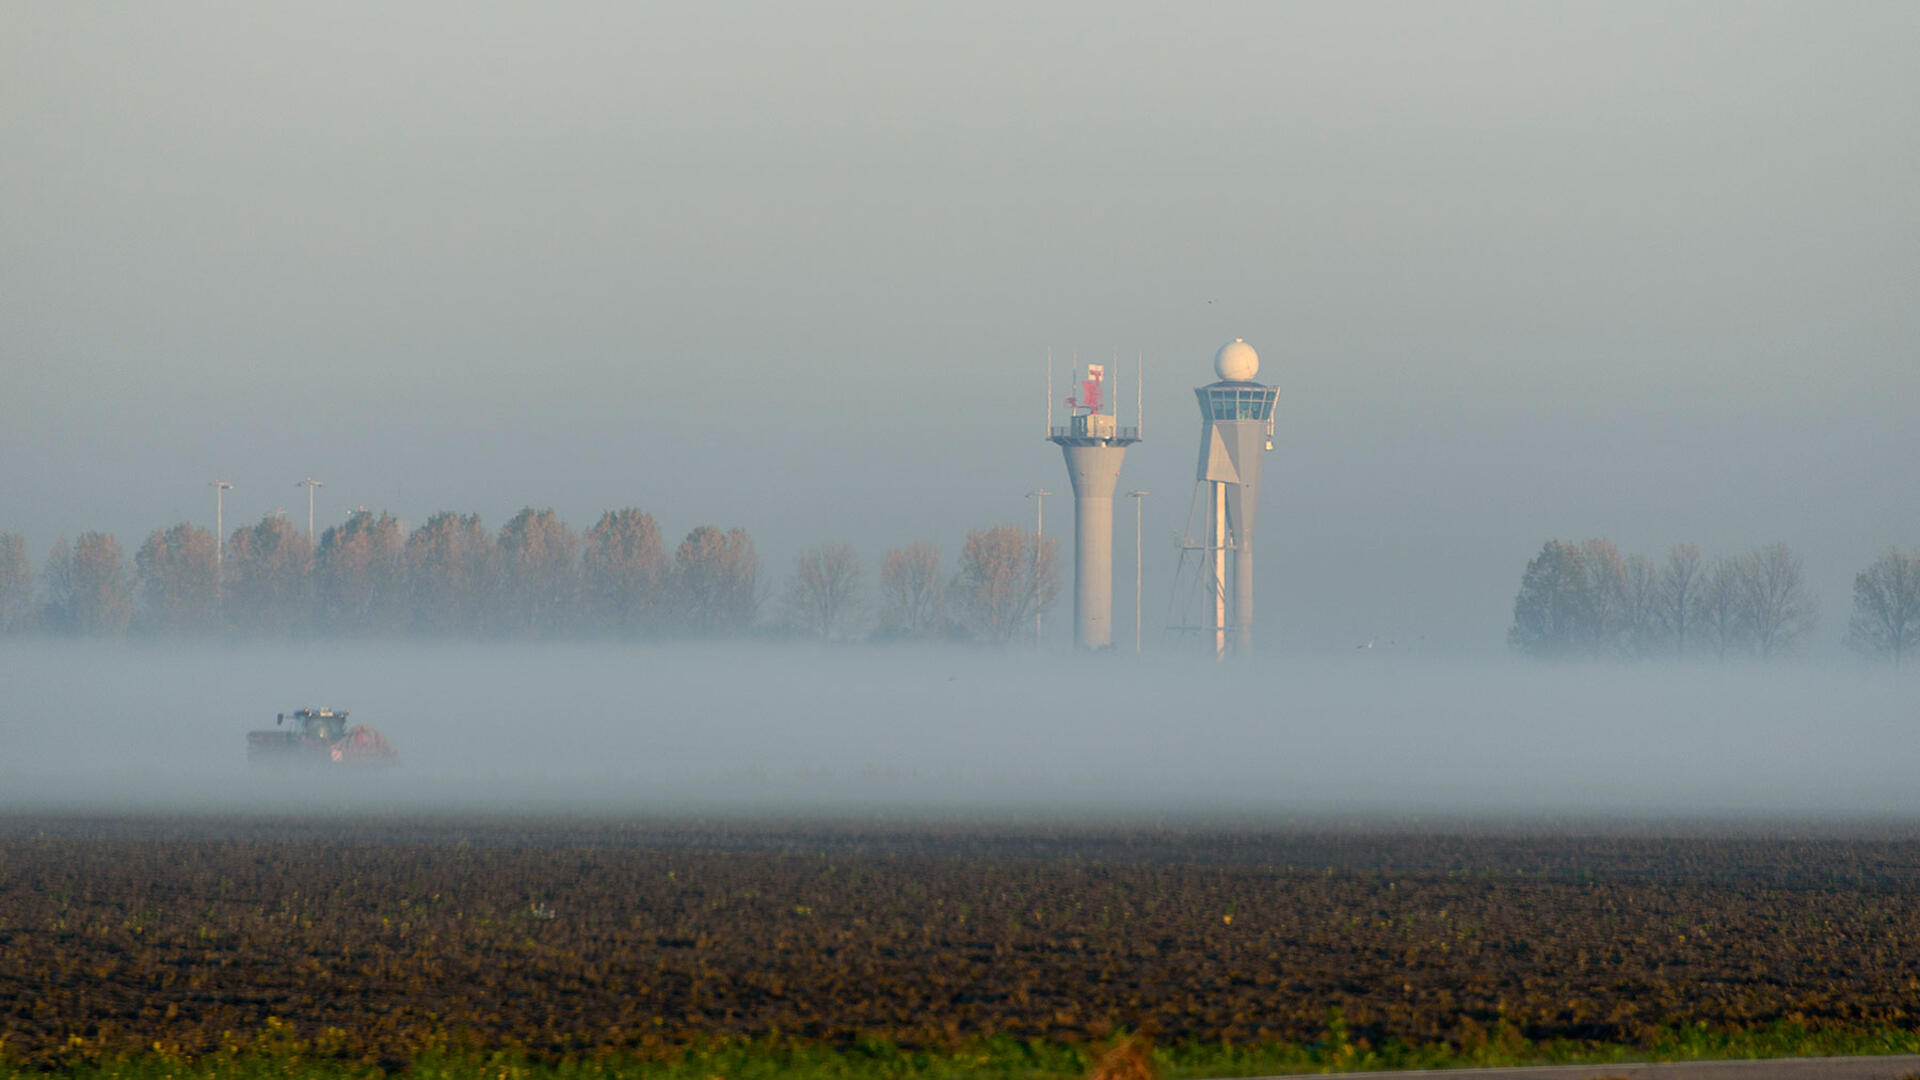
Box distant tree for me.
[951,525,1059,644]
[38,537,74,634]
[1846,548,1920,665]
[1695,555,1749,660]
[580,508,666,634]
[1621,552,1664,658]
[0,532,31,634]
[134,523,219,635]
[1578,539,1632,657]
[68,531,132,636]
[876,541,945,640]
[405,512,495,635]
[671,526,759,635]
[1739,542,1817,661]
[785,541,863,640]
[1508,540,1592,658]
[316,510,406,635]
[225,516,313,635]
[1656,544,1704,659]
[496,507,578,637]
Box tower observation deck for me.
[1048,364,1140,649]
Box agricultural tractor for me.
[247,708,398,766]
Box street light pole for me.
[211,480,233,601]
[297,478,325,543]
[1025,488,1050,646]
[1128,490,1150,653]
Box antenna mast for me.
[1045,349,1053,436]
[1137,351,1143,435]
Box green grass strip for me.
[8,1023,1920,1080]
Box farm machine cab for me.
[247,708,398,767]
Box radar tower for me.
[1173,340,1279,657]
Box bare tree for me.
[672,526,759,635]
[1846,548,1920,665]
[1580,539,1631,656]
[951,525,1059,644]
[1739,542,1817,660]
[784,541,863,640]
[68,531,132,636]
[497,507,578,637]
[0,532,31,634]
[316,510,406,635]
[1656,544,1704,659]
[134,523,220,635]
[1695,554,1748,661]
[1622,552,1664,658]
[876,541,944,639]
[581,508,666,635]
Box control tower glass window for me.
[1207,386,1276,421]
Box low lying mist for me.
[2,641,1912,822]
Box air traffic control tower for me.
[1194,339,1278,657]
[1050,364,1140,649]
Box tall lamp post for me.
[1025,488,1050,646]
[211,480,233,601]
[1128,489,1150,653]
[296,478,324,543]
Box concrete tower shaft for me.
[1060,442,1126,648]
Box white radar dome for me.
[1214,339,1259,381]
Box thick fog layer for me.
[4,642,1912,820]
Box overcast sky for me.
[4,3,1915,653]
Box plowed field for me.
[4,817,1920,1067]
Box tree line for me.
[1510,539,1920,664]
[0,511,1060,644]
